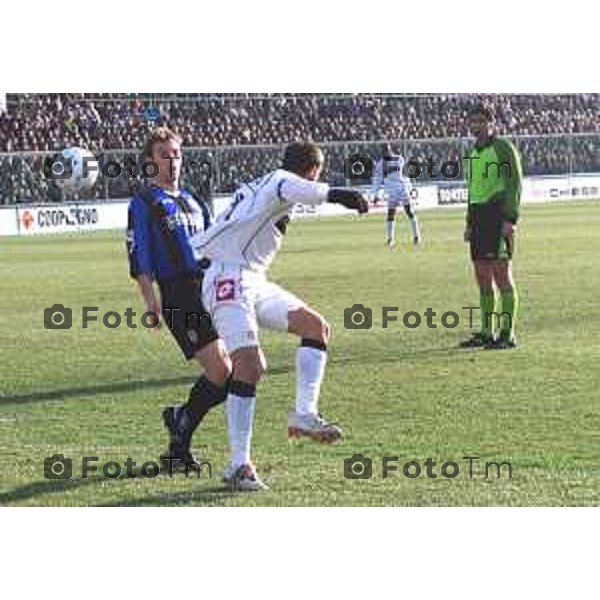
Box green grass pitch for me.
[1,201,599,506]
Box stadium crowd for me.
[0,93,599,202]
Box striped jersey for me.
[127,186,212,282]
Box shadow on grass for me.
[0,473,112,505]
[0,470,237,506]
[95,486,239,507]
[0,343,460,407]
[0,375,198,406]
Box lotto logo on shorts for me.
[216,279,236,302]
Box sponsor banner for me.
[290,185,439,218]
[16,202,128,235]
[437,175,600,207]
[438,185,469,206]
[0,207,19,236]
[412,186,439,210]
[2,174,599,236]
[525,175,600,203]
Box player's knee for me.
[321,318,332,344]
[493,263,514,289]
[497,281,514,294]
[306,313,330,344]
[204,360,232,387]
[475,262,494,288]
[288,307,329,344]
[404,205,415,219]
[231,349,266,385]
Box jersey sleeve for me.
[276,175,330,207]
[494,139,523,224]
[127,196,155,279]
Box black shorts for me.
[470,203,513,261]
[158,273,219,360]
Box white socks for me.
[388,216,421,242]
[386,220,395,245]
[296,345,327,416]
[226,390,256,468]
[225,343,327,468]
[410,216,421,241]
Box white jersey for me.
[193,169,329,272]
[373,155,412,201]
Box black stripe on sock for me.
[229,379,256,398]
[301,338,327,352]
[187,375,228,418]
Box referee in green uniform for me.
[461,104,522,350]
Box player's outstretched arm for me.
[278,176,367,214]
[327,188,369,214]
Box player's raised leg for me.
[287,306,342,443]
[253,281,342,444]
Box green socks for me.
[480,287,518,341]
[480,290,496,340]
[500,287,518,341]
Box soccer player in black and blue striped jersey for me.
[127,127,231,471]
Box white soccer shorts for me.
[202,263,305,353]
[386,187,413,209]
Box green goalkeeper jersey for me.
[465,137,523,224]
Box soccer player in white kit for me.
[373,144,421,247]
[194,142,369,491]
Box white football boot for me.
[288,412,343,444]
[223,463,269,492]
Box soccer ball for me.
[47,147,99,193]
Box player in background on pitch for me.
[127,127,232,470]
[191,142,369,491]
[373,144,421,248]
[461,104,522,350]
